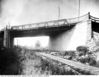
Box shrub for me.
[40,58,78,75]
[0,46,22,75]
[76,46,89,54]
[76,46,97,66]
[39,56,93,75]
[63,51,76,60]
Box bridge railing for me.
[67,13,89,23]
[10,13,89,30]
[11,19,69,30]
[90,15,99,22]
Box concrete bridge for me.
[0,13,99,50]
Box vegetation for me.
[19,47,95,75]
[0,46,22,75]
[50,46,97,66]
[0,45,98,75]
[39,57,92,75]
[76,46,96,66]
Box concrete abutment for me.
[3,28,14,48]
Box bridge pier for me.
[3,27,13,48]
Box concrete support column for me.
[4,27,8,47]
[3,27,13,48]
[86,20,92,46]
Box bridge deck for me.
[1,13,99,32]
[9,13,88,31]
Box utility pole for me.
[58,5,60,20]
[17,39,18,47]
[78,0,80,21]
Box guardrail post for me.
[88,12,90,19]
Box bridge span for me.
[0,13,99,50]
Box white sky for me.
[0,0,99,27]
[14,36,49,48]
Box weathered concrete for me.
[4,28,9,47]
[49,26,75,51]
[3,28,14,48]
[49,20,91,51]
[67,20,92,50]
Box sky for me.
[0,0,99,48]
[14,36,49,48]
[0,0,99,28]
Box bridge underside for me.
[10,24,75,37]
[2,24,75,49]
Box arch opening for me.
[14,36,50,49]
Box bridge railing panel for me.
[90,15,99,22]
[11,19,69,30]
